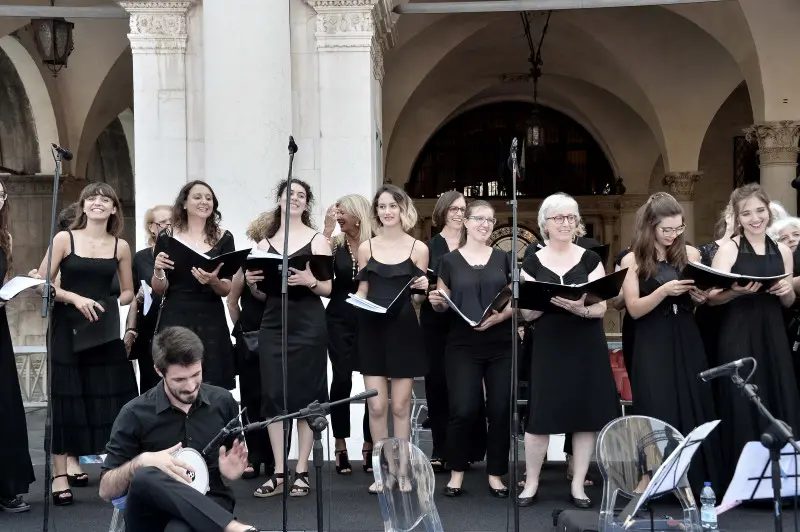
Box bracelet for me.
[310,281,318,290]
[583,307,590,319]
[154,270,166,281]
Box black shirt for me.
[102,382,239,506]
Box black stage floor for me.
[6,410,783,531]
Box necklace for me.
[345,239,358,281]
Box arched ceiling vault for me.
[385,3,753,184]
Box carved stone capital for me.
[117,1,196,54]
[744,121,800,166]
[305,0,395,83]
[662,171,702,201]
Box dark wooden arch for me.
[406,101,615,200]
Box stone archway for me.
[0,44,39,175]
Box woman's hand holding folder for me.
[191,263,223,286]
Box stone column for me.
[306,0,395,210]
[117,1,195,249]
[663,171,702,245]
[202,0,292,245]
[744,121,800,215]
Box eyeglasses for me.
[468,216,497,226]
[778,232,800,243]
[153,221,172,230]
[658,225,686,236]
[448,206,466,214]
[546,215,577,225]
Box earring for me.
[356,222,360,227]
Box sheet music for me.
[141,280,153,315]
[719,441,800,513]
[435,289,481,326]
[687,261,790,282]
[624,420,720,525]
[0,276,45,301]
[172,235,211,259]
[345,294,389,313]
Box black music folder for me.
[518,267,627,312]
[435,285,512,327]
[154,235,251,280]
[245,249,334,292]
[683,261,790,291]
[346,277,414,316]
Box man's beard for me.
[167,384,198,405]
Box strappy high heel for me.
[52,475,74,506]
[335,450,352,475]
[362,447,373,474]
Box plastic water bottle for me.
[700,481,718,530]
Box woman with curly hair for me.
[152,180,236,389]
[245,179,332,498]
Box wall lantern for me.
[32,18,74,76]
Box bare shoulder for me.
[686,245,701,262]
[312,232,332,255]
[777,241,794,262]
[412,238,429,260]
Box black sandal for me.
[430,457,444,473]
[67,472,88,488]
[362,447,373,474]
[52,475,74,506]
[253,472,285,498]
[335,450,352,475]
[290,471,310,497]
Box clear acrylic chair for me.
[372,438,444,532]
[410,387,431,449]
[596,415,700,531]
[109,495,126,532]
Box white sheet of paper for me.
[626,420,720,522]
[0,276,45,301]
[345,294,388,314]
[141,280,153,315]
[719,441,800,513]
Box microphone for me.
[202,414,243,456]
[698,358,753,382]
[50,143,73,161]
[288,136,298,155]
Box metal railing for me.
[15,346,48,408]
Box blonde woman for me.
[124,204,172,393]
[322,194,375,474]
[354,184,429,493]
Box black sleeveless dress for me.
[357,241,427,378]
[259,236,328,418]
[523,250,620,435]
[0,248,35,497]
[695,241,726,370]
[716,236,800,490]
[51,232,137,455]
[158,231,236,390]
[630,261,720,492]
[129,247,161,393]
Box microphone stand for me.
[279,136,298,532]
[41,146,63,532]
[508,137,521,532]
[729,370,800,532]
[208,390,379,532]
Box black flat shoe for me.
[443,486,463,497]
[570,493,592,509]
[488,486,509,498]
[0,496,31,513]
[518,492,538,507]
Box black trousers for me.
[124,467,234,532]
[422,323,449,458]
[238,341,278,468]
[446,342,511,475]
[328,316,372,443]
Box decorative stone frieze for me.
[662,171,702,201]
[117,1,196,53]
[744,121,800,166]
[305,0,395,83]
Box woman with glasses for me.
[428,200,513,498]
[518,193,619,508]
[124,205,172,393]
[619,192,719,492]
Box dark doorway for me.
[406,102,615,199]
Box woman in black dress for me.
[152,181,236,390]
[245,179,332,498]
[710,183,800,490]
[620,192,719,492]
[321,194,374,475]
[124,204,172,393]
[428,200,513,498]
[35,182,137,505]
[420,191,465,471]
[354,184,429,493]
[518,192,620,508]
[0,182,35,513]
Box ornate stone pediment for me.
[117,1,197,53]
[744,121,800,166]
[662,171,702,201]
